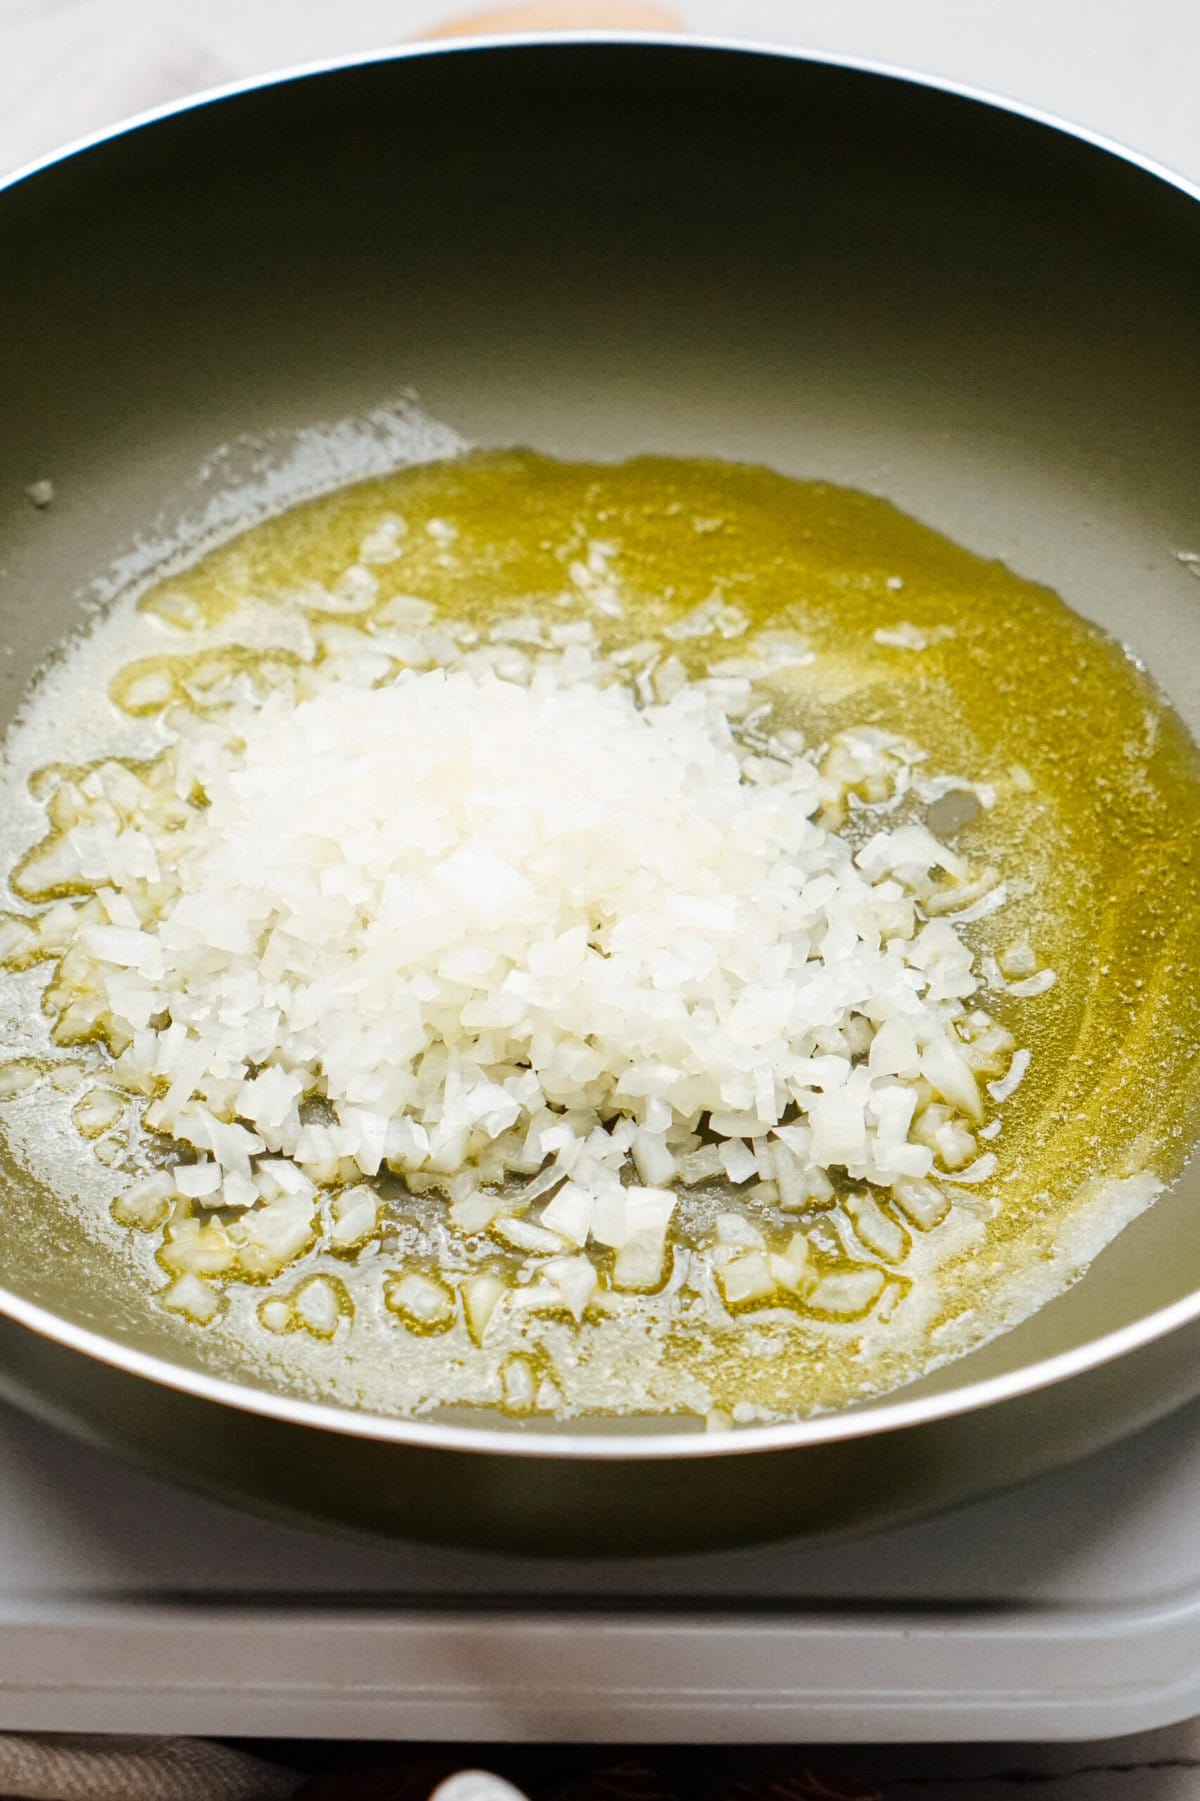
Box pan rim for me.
[3,28,1199,211]
[0,29,1198,1461]
[3,1269,1199,1460]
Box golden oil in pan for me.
[4,451,1200,1421]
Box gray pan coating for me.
[0,38,1197,1552]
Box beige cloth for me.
[0,1739,543,1800]
[0,1734,298,1801]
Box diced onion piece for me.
[221,1171,258,1211]
[328,1184,380,1250]
[941,1151,998,1185]
[229,1192,317,1277]
[610,1197,674,1291]
[890,1177,950,1231]
[540,1180,594,1247]
[501,1355,538,1413]
[714,1212,766,1249]
[632,1129,678,1187]
[492,1215,565,1255]
[999,941,1038,979]
[612,1233,668,1291]
[112,1171,174,1230]
[175,1159,221,1200]
[920,1036,982,1122]
[70,1084,126,1137]
[0,1061,40,1099]
[988,1048,1031,1104]
[719,1251,777,1307]
[450,1191,503,1233]
[845,1192,908,1262]
[258,1296,292,1333]
[512,1255,599,1320]
[912,1105,977,1171]
[542,1255,599,1319]
[294,1275,347,1337]
[769,1232,810,1293]
[159,1273,221,1324]
[718,1140,759,1185]
[158,1218,236,1277]
[462,1273,507,1345]
[935,1120,978,1171]
[770,1139,833,1211]
[677,1144,725,1185]
[807,1268,886,1317]
[386,1270,456,1332]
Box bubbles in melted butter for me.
[1,449,1198,1423]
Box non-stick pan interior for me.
[0,39,1198,1421]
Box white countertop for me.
[3,1,1200,1792]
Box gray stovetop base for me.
[2,1394,1200,1740]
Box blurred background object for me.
[421,4,683,34]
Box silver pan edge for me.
[0,35,1197,1552]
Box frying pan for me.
[0,35,1198,1556]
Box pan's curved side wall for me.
[0,1296,1198,1553]
[0,42,1196,1541]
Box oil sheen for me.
[1,449,1198,1424]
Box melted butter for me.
[5,449,1200,1421]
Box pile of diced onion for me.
[6,578,1036,1336]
